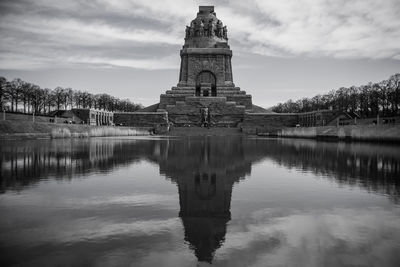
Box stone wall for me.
[3,111,86,124]
[166,97,245,126]
[71,109,90,124]
[241,113,298,134]
[2,112,54,123]
[297,110,339,127]
[159,94,187,109]
[279,125,400,142]
[182,51,233,87]
[114,112,169,127]
[226,95,252,109]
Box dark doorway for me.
[196,71,216,97]
[211,85,216,96]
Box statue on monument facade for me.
[209,20,215,37]
[184,10,229,39]
[185,26,190,38]
[189,26,194,37]
[201,107,210,128]
[199,21,204,37]
[216,20,223,37]
[204,20,209,36]
[223,26,227,39]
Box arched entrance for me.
[196,71,216,97]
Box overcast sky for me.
[1,0,400,108]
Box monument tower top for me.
[198,6,215,14]
[184,5,229,49]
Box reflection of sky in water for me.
[0,137,399,267]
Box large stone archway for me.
[196,71,217,97]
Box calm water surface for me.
[1,136,400,267]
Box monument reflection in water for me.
[157,138,254,263]
[1,137,400,266]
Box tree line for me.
[272,73,400,117]
[0,77,143,114]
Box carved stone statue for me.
[185,26,190,38]
[203,20,209,36]
[216,20,223,37]
[201,107,210,127]
[189,26,194,37]
[199,21,204,37]
[223,26,227,39]
[209,20,214,37]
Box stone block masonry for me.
[279,125,400,142]
[241,113,298,134]
[166,97,245,126]
[114,112,169,127]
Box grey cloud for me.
[0,0,399,71]
[0,0,184,70]
[215,207,400,267]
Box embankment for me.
[279,125,400,142]
[0,120,151,140]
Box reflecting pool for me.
[1,137,400,266]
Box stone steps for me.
[167,126,243,136]
[166,91,193,95]
[165,90,247,95]
[170,87,242,92]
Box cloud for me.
[215,207,400,267]
[223,0,400,59]
[0,0,399,70]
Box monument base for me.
[161,96,246,127]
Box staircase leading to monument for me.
[167,125,242,136]
[159,96,245,127]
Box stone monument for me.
[157,6,253,127]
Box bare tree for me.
[0,76,6,110]
[272,73,400,118]
[0,77,144,114]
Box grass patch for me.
[0,120,150,139]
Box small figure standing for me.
[201,108,209,127]
[223,26,227,39]
[216,20,223,37]
[207,109,211,128]
[185,26,190,38]
[199,21,204,37]
[209,20,214,37]
[190,21,195,36]
[189,26,194,37]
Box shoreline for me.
[0,120,151,140]
[2,120,400,143]
[276,124,400,143]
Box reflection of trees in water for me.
[265,139,400,202]
[0,139,153,192]
[1,137,400,263]
[1,137,399,200]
